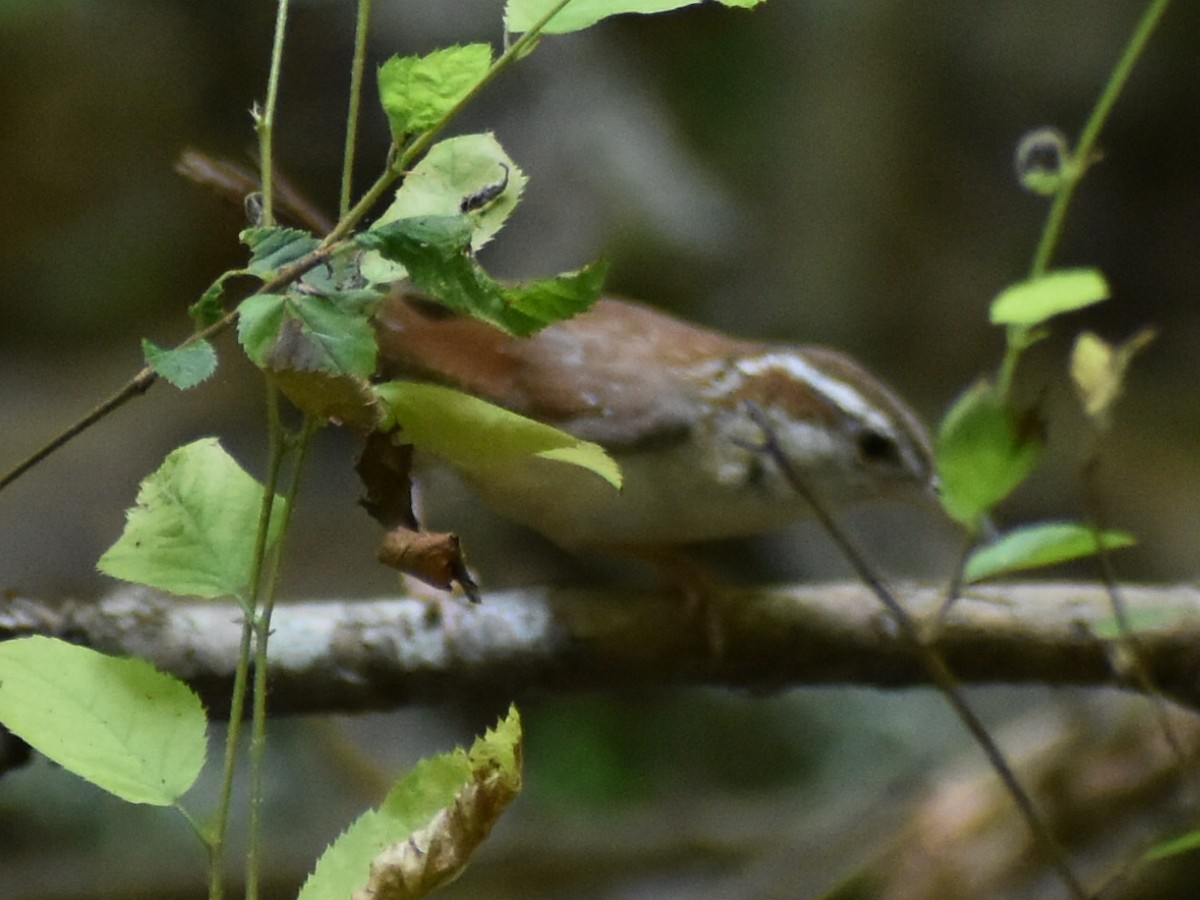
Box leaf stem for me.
[0,242,332,496]
[324,0,578,246]
[208,606,255,900]
[246,410,317,900]
[238,386,292,900]
[257,0,293,226]
[395,0,576,176]
[1029,0,1173,278]
[340,0,374,220]
[0,0,573,496]
[208,390,295,900]
[999,0,1174,396]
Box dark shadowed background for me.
[2,1,1198,897]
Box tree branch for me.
[4,582,1200,715]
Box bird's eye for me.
[856,428,902,467]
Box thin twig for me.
[1,2,581,498]
[0,239,336,497]
[0,368,157,492]
[1081,452,1194,791]
[741,402,1090,900]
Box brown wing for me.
[373,293,765,448]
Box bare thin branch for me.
[5,582,1200,716]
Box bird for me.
[372,292,938,555]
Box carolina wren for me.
[373,294,937,551]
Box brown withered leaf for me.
[377,525,479,603]
[356,433,479,601]
[356,433,418,530]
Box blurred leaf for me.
[142,338,217,390]
[375,381,622,489]
[98,438,284,598]
[241,226,319,279]
[505,0,764,34]
[0,637,207,806]
[964,522,1135,583]
[1091,608,1181,641]
[378,45,493,141]
[1144,828,1200,861]
[299,706,522,900]
[989,268,1109,327]
[936,381,1043,529]
[1069,328,1156,429]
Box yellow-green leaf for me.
[98,438,285,598]
[0,637,206,805]
[374,133,526,254]
[378,46,493,141]
[1069,327,1156,429]
[375,381,622,489]
[505,0,765,35]
[989,268,1110,328]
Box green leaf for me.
[378,45,493,142]
[0,637,206,805]
[299,706,523,900]
[359,218,606,336]
[964,522,1136,583]
[989,268,1110,327]
[505,0,764,34]
[374,133,527,253]
[142,339,218,390]
[241,226,319,279]
[237,291,379,378]
[358,216,536,333]
[190,270,242,328]
[98,438,284,598]
[935,381,1043,528]
[502,260,610,323]
[375,381,622,490]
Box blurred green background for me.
[2,1,1198,897]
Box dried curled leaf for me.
[377,525,479,603]
[356,433,418,530]
[299,708,522,900]
[354,775,507,897]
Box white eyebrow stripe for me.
[735,352,895,434]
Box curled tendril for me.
[1014,127,1072,196]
